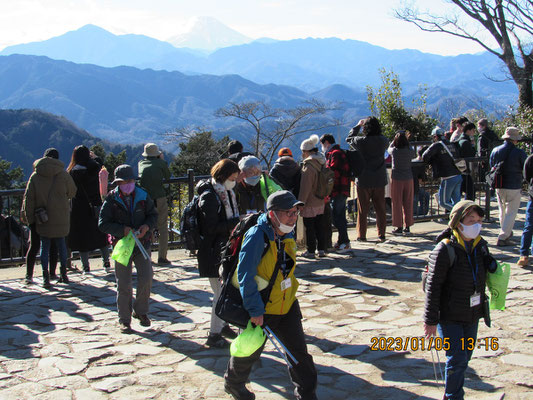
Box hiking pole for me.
[435,347,444,383]
[132,231,150,260]
[263,326,299,366]
[430,347,440,385]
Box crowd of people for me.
[3,115,530,400]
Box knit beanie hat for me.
[300,134,320,151]
[448,200,477,229]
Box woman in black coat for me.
[197,159,240,348]
[67,145,110,273]
[424,200,497,400]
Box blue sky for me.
[0,0,490,55]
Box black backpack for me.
[219,212,268,281]
[346,148,366,179]
[180,182,221,251]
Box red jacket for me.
[325,144,350,197]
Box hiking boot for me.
[392,227,403,235]
[317,250,326,258]
[206,333,230,348]
[300,251,315,259]
[132,312,151,327]
[221,324,238,339]
[224,383,255,400]
[119,321,132,333]
[517,256,529,266]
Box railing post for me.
[484,157,491,222]
[187,169,195,202]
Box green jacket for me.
[22,157,77,238]
[138,157,171,200]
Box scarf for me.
[211,178,238,219]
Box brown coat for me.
[22,157,77,238]
[298,154,326,216]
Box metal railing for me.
[1,153,493,268]
[0,169,209,268]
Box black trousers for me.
[25,224,57,278]
[461,174,475,201]
[303,214,327,252]
[225,300,318,400]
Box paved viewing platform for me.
[1,204,533,399]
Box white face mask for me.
[459,222,482,239]
[223,180,236,190]
[273,211,295,234]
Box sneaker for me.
[356,237,367,242]
[378,235,386,242]
[300,251,315,259]
[58,274,69,284]
[42,278,52,289]
[392,227,403,235]
[336,242,351,252]
[317,250,326,258]
[82,268,91,275]
[158,258,172,265]
[119,321,133,333]
[224,383,256,400]
[104,261,111,272]
[403,227,411,235]
[517,256,529,266]
[132,312,151,327]
[220,324,238,339]
[50,273,58,281]
[24,277,34,285]
[206,333,230,348]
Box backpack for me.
[219,212,268,281]
[346,148,366,178]
[308,162,335,199]
[180,182,221,251]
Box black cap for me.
[112,164,136,184]
[43,148,59,159]
[266,190,304,211]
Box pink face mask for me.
[120,182,135,195]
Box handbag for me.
[441,142,467,174]
[34,174,57,224]
[215,242,282,328]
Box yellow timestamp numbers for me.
[370,336,499,352]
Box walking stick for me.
[263,325,299,366]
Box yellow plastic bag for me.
[230,321,266,357]
[111,232,135,266]
[486,262,511,310]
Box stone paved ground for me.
[1,199,533,400]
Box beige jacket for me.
[298,153,326,216]
[22,157,77,238]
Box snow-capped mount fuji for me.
[166,16,252,51]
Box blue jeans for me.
[330,194,349,244]
[520,199,533,257]
[439,175,462,212]
[40,237,68,276]
[438,321,479,400]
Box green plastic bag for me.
[230,321,266,357]
[486,262,511,310]
[111,232,135,266]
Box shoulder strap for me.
[442,238,456,267]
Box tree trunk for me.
[517,77,532,109]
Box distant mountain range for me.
[1,24,516,102]
[0,109,143,177]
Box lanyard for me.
[465,247,479,289]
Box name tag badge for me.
[470,292,481,307]
[281,278,292,291]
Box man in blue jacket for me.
[490,127,527,246]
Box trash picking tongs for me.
[132,231,151,260]
[263,325,299,367]
[430,345,444,386]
